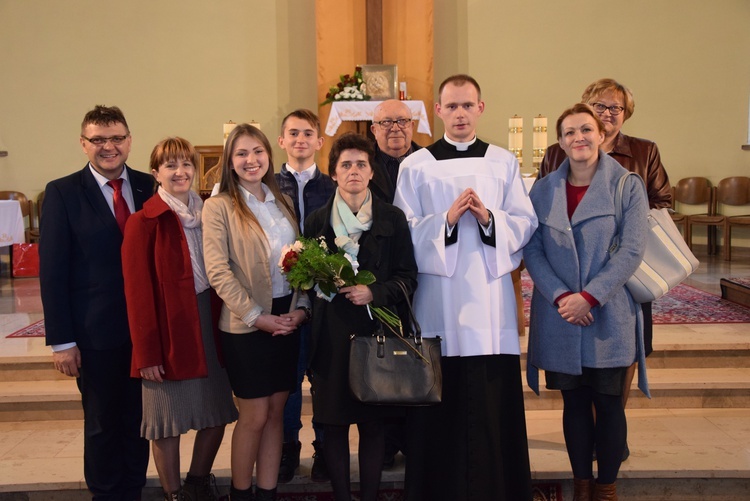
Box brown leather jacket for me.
[539,132,672,209]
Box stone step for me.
[0,356,68,382]
[2,409,750,500]
[3,367,750,421]
[524,367,750,411]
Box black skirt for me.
[545,366,629,396]
[221,294,300,399]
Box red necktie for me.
[107,179,131,234]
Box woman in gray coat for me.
[524,104,649,501]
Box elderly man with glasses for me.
[368,99,421,203]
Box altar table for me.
[0,200,24,247]
[325,100,432,137]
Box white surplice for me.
[394,139,538,357]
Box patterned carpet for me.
[6,318,44,338]
[521,272,750,325]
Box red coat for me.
[122,194,212,380]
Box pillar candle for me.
[533,116,547,151]
[508,116,523,150]
[223,121,237,145]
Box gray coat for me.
[523,153,651,397]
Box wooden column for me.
[366,0,383,64]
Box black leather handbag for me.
[348,280,442,406]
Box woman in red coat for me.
[122,137,238,501]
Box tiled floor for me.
[1,248,749,497]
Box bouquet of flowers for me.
[279,236,401,333]
[320,66,371,106]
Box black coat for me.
[304,194,418,424]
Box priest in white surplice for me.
[394,75,538,501]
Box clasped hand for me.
[447,188,490,227]
[557,293,594,326]
[255,310,306,336]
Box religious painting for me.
[361,64,398,101]
[195,145,223,194]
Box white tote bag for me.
[610,173,700,303]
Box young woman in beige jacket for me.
[203,124,311,501]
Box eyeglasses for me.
[81,135,130,146]
[591,103,625,116]
[373,118,412,129]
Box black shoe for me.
[183,473,221,501]
[277,441,301,484]
[310,440,330,482]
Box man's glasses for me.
[590,103,625,116]
[373,118,412,129]
[81,135,130,146]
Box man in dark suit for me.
[40,105,153,500]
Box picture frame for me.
[195,145,223,194]
[360,64,398,101]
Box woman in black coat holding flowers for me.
[303,132,418,501]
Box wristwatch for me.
[297,306,312,324]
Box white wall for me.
[0,0,318,197]
[434,0,750,192]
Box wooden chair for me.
[717,176,750,260]
[0,190,37,243]
[669,177,714,251]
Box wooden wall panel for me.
[316,0,434,172]
[383,0,434,146]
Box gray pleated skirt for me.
[141,290,239,440]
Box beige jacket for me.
[203,192,307,334]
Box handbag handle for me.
[609,172,642,254]
[393,279,421,342]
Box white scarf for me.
[330,188,373,258]
[157,187,210,294]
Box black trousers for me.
[77,344,149,500]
